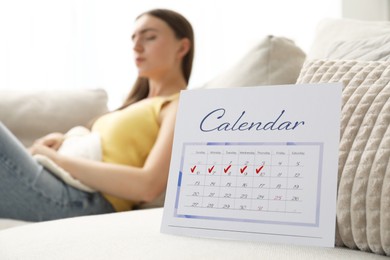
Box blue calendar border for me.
[173,142,324,227]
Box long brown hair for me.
[117,9,195,110]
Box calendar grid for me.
[284,152,290,213]
[267,153,273,212]
[174,142,323,227]
[249,152,255,212]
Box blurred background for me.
[0,0,388,109]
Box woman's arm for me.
[29,100,179,203]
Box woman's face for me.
[131,15,183,79]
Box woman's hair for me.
[118,9,195,110]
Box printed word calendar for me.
[162,84,342,248]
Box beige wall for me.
[342,0,390,20]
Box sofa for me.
[0,18,389,259]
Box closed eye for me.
[131,28,158,42]
[146,35,157,41]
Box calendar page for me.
[161,83,342,247]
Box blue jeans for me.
[0,122,115,222]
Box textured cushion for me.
[202,35,306,88]
[0,208,387,260]
[325,34,390,61]
[308,18,390,59]
[297,59,390,256]
[0,89,108,147]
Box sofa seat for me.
[0,208,386,260]
[0,219,29,230]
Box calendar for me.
[161,84,342,248]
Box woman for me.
[0,9,194,221]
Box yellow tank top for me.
[91,93,179,211]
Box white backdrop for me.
[0,0,341,109]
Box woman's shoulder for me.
[160,92,180,102]
[156,92,180,108]
[158,93,180,123]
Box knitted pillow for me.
[296,59,390,256]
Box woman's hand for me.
[28,143,59,162]
[32,132,65,151]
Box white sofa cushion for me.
[0,88,108,147]
[297,59,390,256]
[201,35,306,88]
[324,34,390,61]
[308,18,390,60]
[0,208,387,260]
